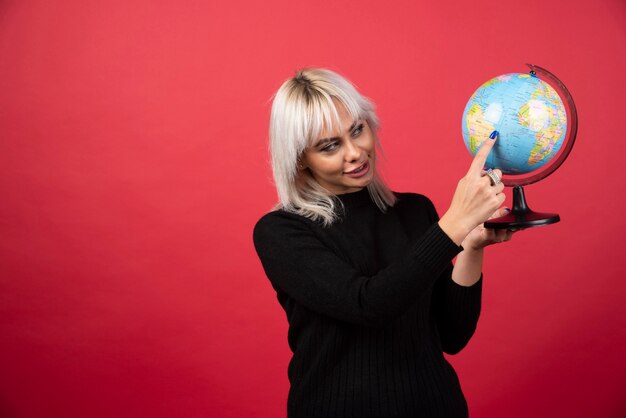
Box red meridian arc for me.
[501,64,579,187]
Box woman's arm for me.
[253,210,462,327]
[452,206,515,286]
[434,208,515,354]
[452,247,483,286]
[431,268,483,354]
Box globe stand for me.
[484,186,560,229]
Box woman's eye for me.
[321,142,339,152]
[352,123,364,137]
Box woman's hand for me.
[451,206,517,286]
[461,206,516,251]
[438,132,506,245]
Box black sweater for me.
[253,189,482,418]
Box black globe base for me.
[484,185,560,229]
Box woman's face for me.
[302,104,376,195]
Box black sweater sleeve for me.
[431,266,482,354]
[422,197,483,354]
[253,210,462,327]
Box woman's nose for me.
[344,139,361,162]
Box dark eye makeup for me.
[317,121,365,153]
[351,123,364,137]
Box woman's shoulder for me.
[255,208,315,228]
[253,209,317,244]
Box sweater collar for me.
[336,188,374,209]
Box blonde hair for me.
[269,68,396,225]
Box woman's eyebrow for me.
[313,121,358,147]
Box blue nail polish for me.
[489,130,499,139]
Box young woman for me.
[253,68,514,417]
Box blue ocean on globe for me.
[462,73,568,174]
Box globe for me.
[460,64,578,229]
[462,73,567,174]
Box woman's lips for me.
[344,161,370,178]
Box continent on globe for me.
[465,104,495,154]
[462,73,568,174]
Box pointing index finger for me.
[468,130,498,175]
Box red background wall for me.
[1,0,625,417]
